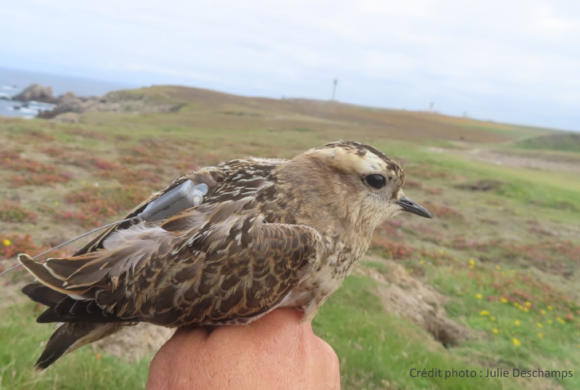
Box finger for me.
[309,336,341,390]
[206,308,307,352]
[147,327,210,390]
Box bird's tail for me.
[35,322,121,371]
[21,281,122,371]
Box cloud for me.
[2,0,580,130]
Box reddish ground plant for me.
[1,153,57,174]
[423,187,444,195]
[173,161,200,172]
[57,185,151,227]
[0,201,37,223]
[1,150,21,160]
[403,179,422,189]
[449,236,580,276]
[1,151,73,187]
[41,146,67,158]
[484,270,580,318]
[0,234,40,258]
[120,155,161,166]
[370,236,415,259]
[115,134,131,142]
[0,233,71,264]
[8,128,55,142]
[407,224,445,242]
[526,220,557,237]
[64,128,109,141]
[65,155,121,171]
[418,248,455,266]
[374,219,403,236]
[404,165,450,179]
[423,202,464,220]
[95,167,164,187]
[9,172,73,187]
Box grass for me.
[0,202,37,224]
[1,85,579,389]
[0,301,150,390]
[515,133,580,153]
[379,142,580,222]
[314,276,508,390]
[428,263,580,388]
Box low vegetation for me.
[515,132,580,153]
[1,86,579,389]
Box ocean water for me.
[0,67,135,119]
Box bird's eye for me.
[364,174,387,189]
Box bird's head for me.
[283,140,431,234]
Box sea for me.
[0,67,136,119]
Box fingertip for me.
[317,337,339,367]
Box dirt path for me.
[453,148,580,174]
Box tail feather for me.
[35,323,121,371]
[18,254,91,296]
[22,282,67,307]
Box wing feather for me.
[73,168,221,256]
[20,158,314,328]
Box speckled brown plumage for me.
[19,140,431,370]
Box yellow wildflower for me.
[540,310,546,315]
[491,316,496,321]
[523,307,529,313]
[469,259,476,266]
[538,333,544,339]
[496,265,501,270]
[525,302,531,307]
[439,250,444,254]
[548,320,553,324]
[501,298,508,303]
[537,323,543,328]
[480,310,490,316]
[548,306,553,311]
[557,317,565,324]
[514,320,520,326]
[419,260,424,265]
[512,338,521,346]
[476,294,483,299]
[493,329,499,334]
[2,239,11,247]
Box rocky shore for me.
[7,84,184,122]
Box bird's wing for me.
[72,157,288,256]
[73,167,223,256]
[19,199,323,327]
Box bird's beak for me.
[396,196,432,218]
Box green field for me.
[1,86,579,389]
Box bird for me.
[18,140,432,370]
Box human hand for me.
[147,308,341,390]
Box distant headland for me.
[3,83,181,122]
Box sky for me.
[2,0,580,131]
